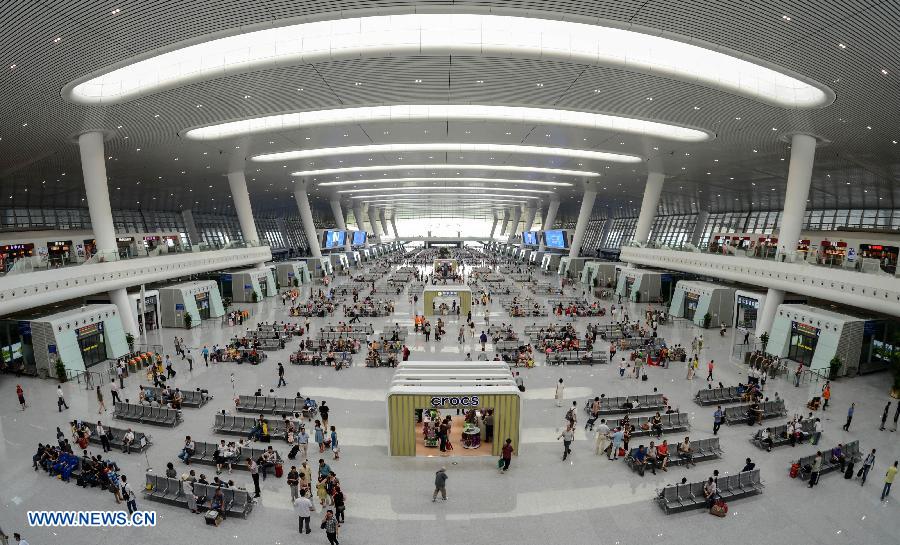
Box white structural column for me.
[507,206,522,243]
[568,182,598,258]
[352,203,367,232]
[756,134,818,340]
[539,196,561,252]
[329,197,352,252]
[293,181,322,258]
[181,210,202,248]
[598,218,613,249]
[489,212,499,239]
[368,205,383,242]
[499,209,511,237]
[379,209,390,240]
[691,210,710,247]
[633,172,666,245]
[521,205,537,234]
[391,217,399,238]
[226,171,261,246]
[78,131,139,337]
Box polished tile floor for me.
[1,257,898,545]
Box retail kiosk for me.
[423,285,472,317]
[733,290,807,335]
[225,267,277,303]
[274,261,312,287]
[669,281,736,327]
[86,289,161,331]
[616,268,686,303]
[159,280,225,328]
[27,305,129,375]
[386,361,521,457]
[580,261,623,290]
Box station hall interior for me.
[1,2,900,545]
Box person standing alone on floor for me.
[881,461,898,501]
[843,402,855,431]
[500,438,514,473]
[433,467,448,502]
[880,402,891,431]
[706,359,715,382]
[821,381,831,411]
[277,362,287,388]
[555,378,565,407]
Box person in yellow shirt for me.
[881,460,898,501]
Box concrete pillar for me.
[539,196,560,252]
[777,134,818,260]
[181,210,202,248]
[568,182,598,259]
[756,134,818,341]
[77,131,138,336]
[691,210,710,247]
[391,217,399,238]
[522,205,537,234]
[489,212,499,239]
[275,217,294,251]
[499,209,511,237]
[507,206,522,243]
[352,202,367,232]
[368,205,383,242]
[293,181,322,258]
[226,171,261,246]
[634,172,665,245]
[379,209,390,240]
[329,197,352,252]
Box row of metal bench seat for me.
[83,422,152,452]
[583,394,665,416]
[142,386,209,408]
[318,330,370,341]
[625,437,722,472]
[625,412,690,437]
[656,469,763,514]
[793,440,861,480]
[188,440,281,470]
[750,421,815,450]
[695,386,745,406]
[214,413,289,438]
[723,399,786,425]
[143,473,253,518]
[236,395,313,416]
[113,402,181,427]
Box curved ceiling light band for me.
[315,177,572,188]
[182,105,711,142]
[338,186,553,194]
[252,143,642,163]
[293,164,600,178]
[63,13,832,108]
[348,193,541,199]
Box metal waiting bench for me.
[656,469,763,514]
[142,386,210,408]
[624,412,690,438]
[723,399,787,425]
[626,437,722,472]
[113,402,181,427]
[83,422,152,452]
[583,394,666,416]
[236,395,310,416]
[143,473,254,518]
[793,440,861,481]
[189,440,282,470]
[695,386,744,406]
[213,413,289,438]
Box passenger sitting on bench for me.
[703,477,718,508]
[633,445,648,476]
[178,436,195,464]
[122,429,135,454]
[657,440,670,471]
[621,397,639,410]
[248,416,267,441]
[747,402,763,426]
[742,457,756,472]
[831,444,847,472]
[260,447,277,480]
[651,413,663,438]
[209,487,226,519]
[646,441,659,475]
[678,437,695,467]
[760,427,774,451]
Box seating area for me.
[656,469,764,514]
[545,348,607,365]
[82,422,152,453]
[695,386,744,406]
[143,473,254,518]
[583,394,666,416]
[142,386,210,408]
[236,394,315,417]
[723,399,787,425]
[793,440,862,481]
[187,440,282,470]
[113,402,181,427]
[627,412,690,437]
[213,413,296,439]
[625,437,722,472]
[750,421,816,450]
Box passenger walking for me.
[56,385,69,412]
[892,403,900,432]
[277,362,287,387]
[881,461,898,501]
[706,359,714,382]
[110,382,121,404]
[432,466,448,502]
[120,475,136,514]
[555,378,564,407]
[843,403,855,431]
[880,402,891,431]
[808,451,823,488]
[558,424,575,461]
[860,449,876,485]
[713,406,723,435]
[821,381,831,411]
[500,438,514,473]
[322,509,340,544]
[96,386,106,413]
[287,465,300,501]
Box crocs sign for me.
[430,395,480,408]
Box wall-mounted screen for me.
[543,229,568,249]
[322,230,346,249]
[522,231,539,246]
[352,230,368,246]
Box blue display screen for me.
[522,231,538,246]
[352,231,367,246]
[543,230,567,249]
[323,230,346,249]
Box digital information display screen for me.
[543,230,568,249]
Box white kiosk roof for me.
[388,361,518,396]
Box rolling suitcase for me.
[844,461,855,479]
[288,444,300,460]
[275,462,284,478]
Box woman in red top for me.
[16,384,26,410]
[500,438,514,473]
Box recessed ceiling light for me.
[881,69,888,75]
[866,126,872,129]
[782,15,791,21]
[693,106,700,110]
[734,117,741,120]
[476,80,484,84]
[838,43,846,49]
[111,8,121,15]
[136,148,141,151]
[354,82,361,86]
[752,149,758,153]
[243,95,251,99]
[414,79,422,83]
[536,83,544,87]
[196,104,202,108]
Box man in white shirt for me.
[122,428,135,454]
[57,386,69,412]
[96,421,111,453]
[293,494,314,534]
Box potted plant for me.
[890,339,900,399]
[292,278,299,288]
[702,312,712,329]
[125,332,135,352]
[251,290,259,303]
[183,312,193,329]
[829,355,843,380]
[55,358,67,382]
[760,332,769,352]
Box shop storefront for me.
[859,244,898,274]
[735,295,759,330]
[117,237,136,258]
[159,281,225,328]
[0,243,34,272]
[46,240,74,267]
[387,362,521,457]
[423,286,472,317]
[788,321,819,367]
[194,291,211,319]
[767,304,868,377]
[76,322,106,367]
[140,295,160,330]
[26,305,130,376]
[683,292,700,321]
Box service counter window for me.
[0,243,35,272]
[683,292,700,321]
[736,296,759,330]
[859,244,898,274]
[195,292,211,319]
[76,322,107,368]
[46,241,74,267]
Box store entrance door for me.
[416,406,495,457]
[684,293,700,321]
[788,322,819,367]
[76,323,107,368]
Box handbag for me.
[320,520,327,530]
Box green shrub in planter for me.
[55,359,67,382]
[702,313,712,329]
[183,313,193,329]
[251,291,259,303]
[829,356,842,380]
